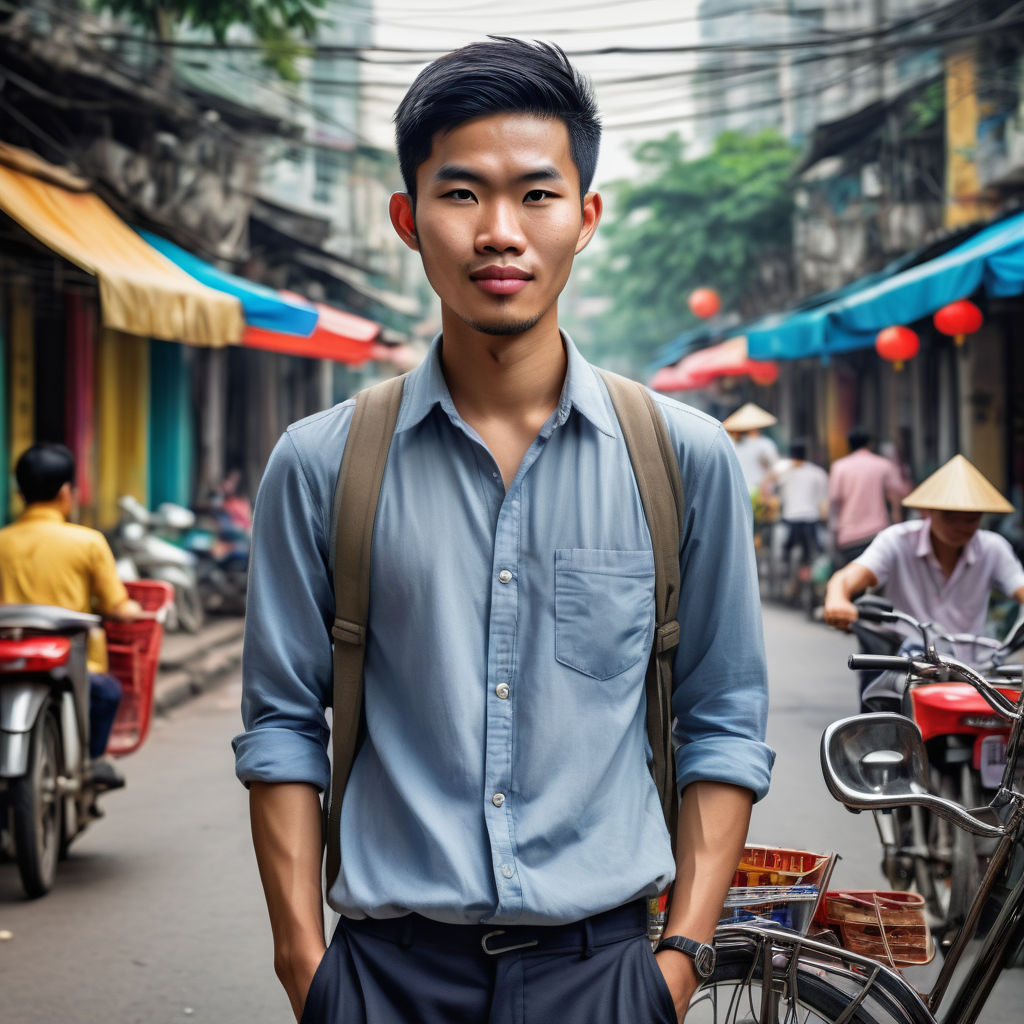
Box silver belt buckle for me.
[480,929,540,956]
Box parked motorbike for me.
[182,503,249,616]
[109,496,203,633]
[0,581,171,897]
[849,595,1024,936]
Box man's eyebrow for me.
[431,164,566,185]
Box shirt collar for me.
[395,331,618,438]
[17,506,65,524]
[914,516,980,567]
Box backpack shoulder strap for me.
[596,369,685,850]
[326,373,406,891]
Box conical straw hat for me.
[902,454,1014,514]
[722,402,777,432]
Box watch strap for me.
[656,934,716,978]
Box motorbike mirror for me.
[122,522,145,542]
[820,714,1005,838]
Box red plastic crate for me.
[103,581,174,755]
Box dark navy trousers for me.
[300,900,677,1024]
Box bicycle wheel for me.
[687,946,921,1024]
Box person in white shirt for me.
[823,455,1024,640]
[773,440,828,573]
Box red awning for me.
[649,336,778,392]
[242,291,381,364]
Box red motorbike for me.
[0,581,171,897]
[851,596,1024,940]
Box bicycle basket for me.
[813,890,934,968]
[723,845,833,933]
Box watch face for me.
[694,943,716,979]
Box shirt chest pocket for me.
[554,548,656,680]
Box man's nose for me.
[476,200,526,253]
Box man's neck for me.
[439,319,567,425]
[929,529,964,578]
[25,500,67,520]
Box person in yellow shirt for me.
[0,443,144,788]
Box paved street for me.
[0,605,1021,1022]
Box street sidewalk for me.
[154,613,244,714]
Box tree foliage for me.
[92,0,325,81]
[584,130,798,369]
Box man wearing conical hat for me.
[824,455,1024,640]
[722,403,779,493]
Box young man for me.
[772,439,828,575]
[0,443,143,787]
[234,39,773,1024]
[824,454,1024,640]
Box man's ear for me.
[575,191,602,255]
[389,192,419,251]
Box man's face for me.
[929,509,983,549]
[390,113,600,338]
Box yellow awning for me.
[0,143,244,346]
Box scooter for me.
[851,596,1024,937]
[0,582,171,897]
[182,503,249,616]
[109,496,203,633]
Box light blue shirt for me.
[233,336,774,926]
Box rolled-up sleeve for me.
[669,422,775,801]
[232,430,335,792]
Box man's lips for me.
[470,265,531,295]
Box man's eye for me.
[443,189,475,201]
[524,190,553,202]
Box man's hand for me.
[822,562,878,632]
[654,948,700,1022]
[822,593,858,631]
[279,942,327,1022]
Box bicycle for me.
[684,640,1024,1023]
[850,599,1024,934]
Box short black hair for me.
[394,37,601,202]
[15,443,75,503]
[848,426,871,452]
[789,439,807,461]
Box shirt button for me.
[501,864,514,878]
[495,683,510,700]
[498,569,513,584]
[492,793,505,808]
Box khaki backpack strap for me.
[326,374,406,891]
[597,369,685,851]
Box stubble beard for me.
[461,312,545,337]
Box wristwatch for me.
[655,935,717,979]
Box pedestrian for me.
[721,402,779,494]
[828,425,907,567]
[772,439,828,583]
[823,454,1024,642]
[233,38,773,1024]
[0,442,145,794]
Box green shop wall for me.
[148,339,193,509]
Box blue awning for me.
[138,229,319,336]
[747,209,1024,360]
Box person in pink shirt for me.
[828,426,908,567]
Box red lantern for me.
[688,287,721,319]
[875,326,919,371]
[747,361,779,386]
[933,299,983,346]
